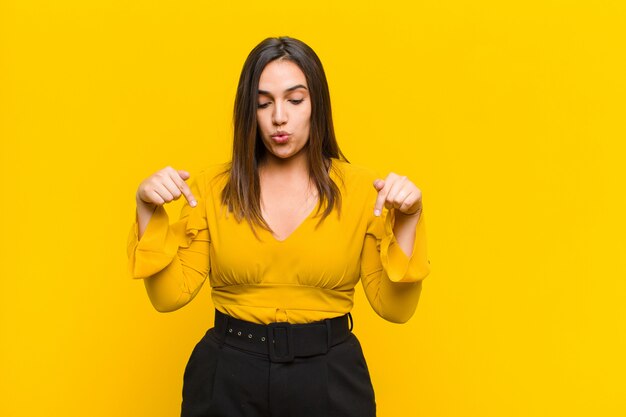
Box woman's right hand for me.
[136,166,197,208]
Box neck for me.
[259,150,310,180]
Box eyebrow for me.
[258,84,308,95]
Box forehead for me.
[258,60,308,91]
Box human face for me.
[256,59,311,163]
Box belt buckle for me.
[267,322,294,363]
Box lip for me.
[271,131,291,143]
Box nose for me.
[272,101,288,127]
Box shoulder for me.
[331,158,379,190]
[330,158,381,209]
[191,162,230,196]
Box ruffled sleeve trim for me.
[379,209,430,283]
[170,196,207,248]
[126,174,209,279]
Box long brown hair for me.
[221,36,348,233]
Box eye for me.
[290,99,304,105]
[257,102,271,109]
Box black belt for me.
[213,309,353,363]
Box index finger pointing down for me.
[374,181,390,217]
[170,171,197,207]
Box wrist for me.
[136,193,158,210]
[395,207,422,219]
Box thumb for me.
[373,179,385,191]
[178,170,191,180]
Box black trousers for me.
[181,311,376,417]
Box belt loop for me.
[347,312,354,332]
[325,319,332,352]
[213,309,226,348]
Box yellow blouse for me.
[127,158,430,324]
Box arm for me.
[393,209,422,257]
[360,208,430,323]
[373,172,423,254]
[360,201,430,323]
[127,171,210,312]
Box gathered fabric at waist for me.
[211,283,356,324]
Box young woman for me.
[128,36,430,417]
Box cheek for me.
[300,105,312,128]
[256,112,270,132]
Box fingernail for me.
[374,209,381,216]
[190,200,197,207]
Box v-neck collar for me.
[265,198,319,243]
[262,158,337,243]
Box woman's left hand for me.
[373,173,423,217]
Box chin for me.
[272,151,299,160]
[264,144,306,161]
